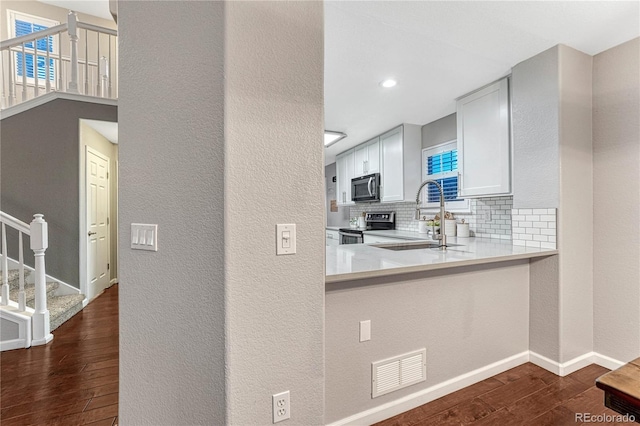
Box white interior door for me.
[87,148,109,300]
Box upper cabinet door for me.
[380,126,404,202]
[457,77,511,197]
[366,138,380,174]
[353,137,380,177]
[336,149,355,206]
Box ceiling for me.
[83,119,118,144]
[37,0,113,20]
[324,1,640,164]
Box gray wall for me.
[557,45,593,362]
[0,318,19,340]
[325,261,530,423]
[421,113,456,149]
[511,45,595,364]
[326,162,349,227]
[224,2,325,424]
[118,1,325,425]
[0,99,117,288]
[512,46,560,209]
[593,37,640,363]
[118,1,225,424]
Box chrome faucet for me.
[415,180,447,250]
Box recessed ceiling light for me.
[324,131,347,148]
[380,79,397,88]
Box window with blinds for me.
[9,11,59,83]
[421,140,470,212]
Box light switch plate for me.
[360,320,371,342]
[276,224,296,255]
[131,223,158,251]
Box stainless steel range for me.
[338,212,396,245]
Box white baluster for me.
[100,56,108,98]
[96,32,100,96]
[21,43,27,101]
[45,35,51,93]
[84,29,88,95]
[57,31,63,91]
[1,223,8,306]
[18,232,25,312]
[30,214,53,346]
[67,11,79,93]
[108,35,112,98]
[1,51,5,108]
[33,38,39,97]
[8,49,15,106]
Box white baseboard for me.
[327,351,530,426]
[109,278,118,286]
[328,350,627,426]
[525,351,626,376]
[592,352,625,371]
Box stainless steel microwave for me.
[351,173,380,203]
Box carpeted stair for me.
[1,269,85,331]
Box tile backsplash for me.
[511,208,557,249]
[349,195,514,239]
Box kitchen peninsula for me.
[324,236,559,424]
[326,236,557,283]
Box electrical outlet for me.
[272,391,290,423]
[480,209,492,222]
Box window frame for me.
[8,10,60,86]
[421,139,470,213]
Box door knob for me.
[88,231,97,236]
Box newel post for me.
[67,11,79,94]
[30,214,53,345]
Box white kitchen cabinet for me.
[380,124,422,203]
[456,77,511,197]
[336,149,355,206]
[354,137,380,177]
[326,230,339,246]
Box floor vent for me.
[371,348,426,398]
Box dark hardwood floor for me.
[374,362,625,426]
[0,287,626,426]
[1,285,119,426]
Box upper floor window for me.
[421,140,470,212]
[8,11,59,83]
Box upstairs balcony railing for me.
[0,11,117,110]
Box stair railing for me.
[0,212,52,345]
[0,11,117,110]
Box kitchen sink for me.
[372,241,461,251]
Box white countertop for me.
[325,226,342,231]
[326,236,557,283]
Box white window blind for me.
[421,140,470,212]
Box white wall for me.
[325,261,530,424]
[593,37,640,363]
[118,1,325,425]
[118,2,225,424]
